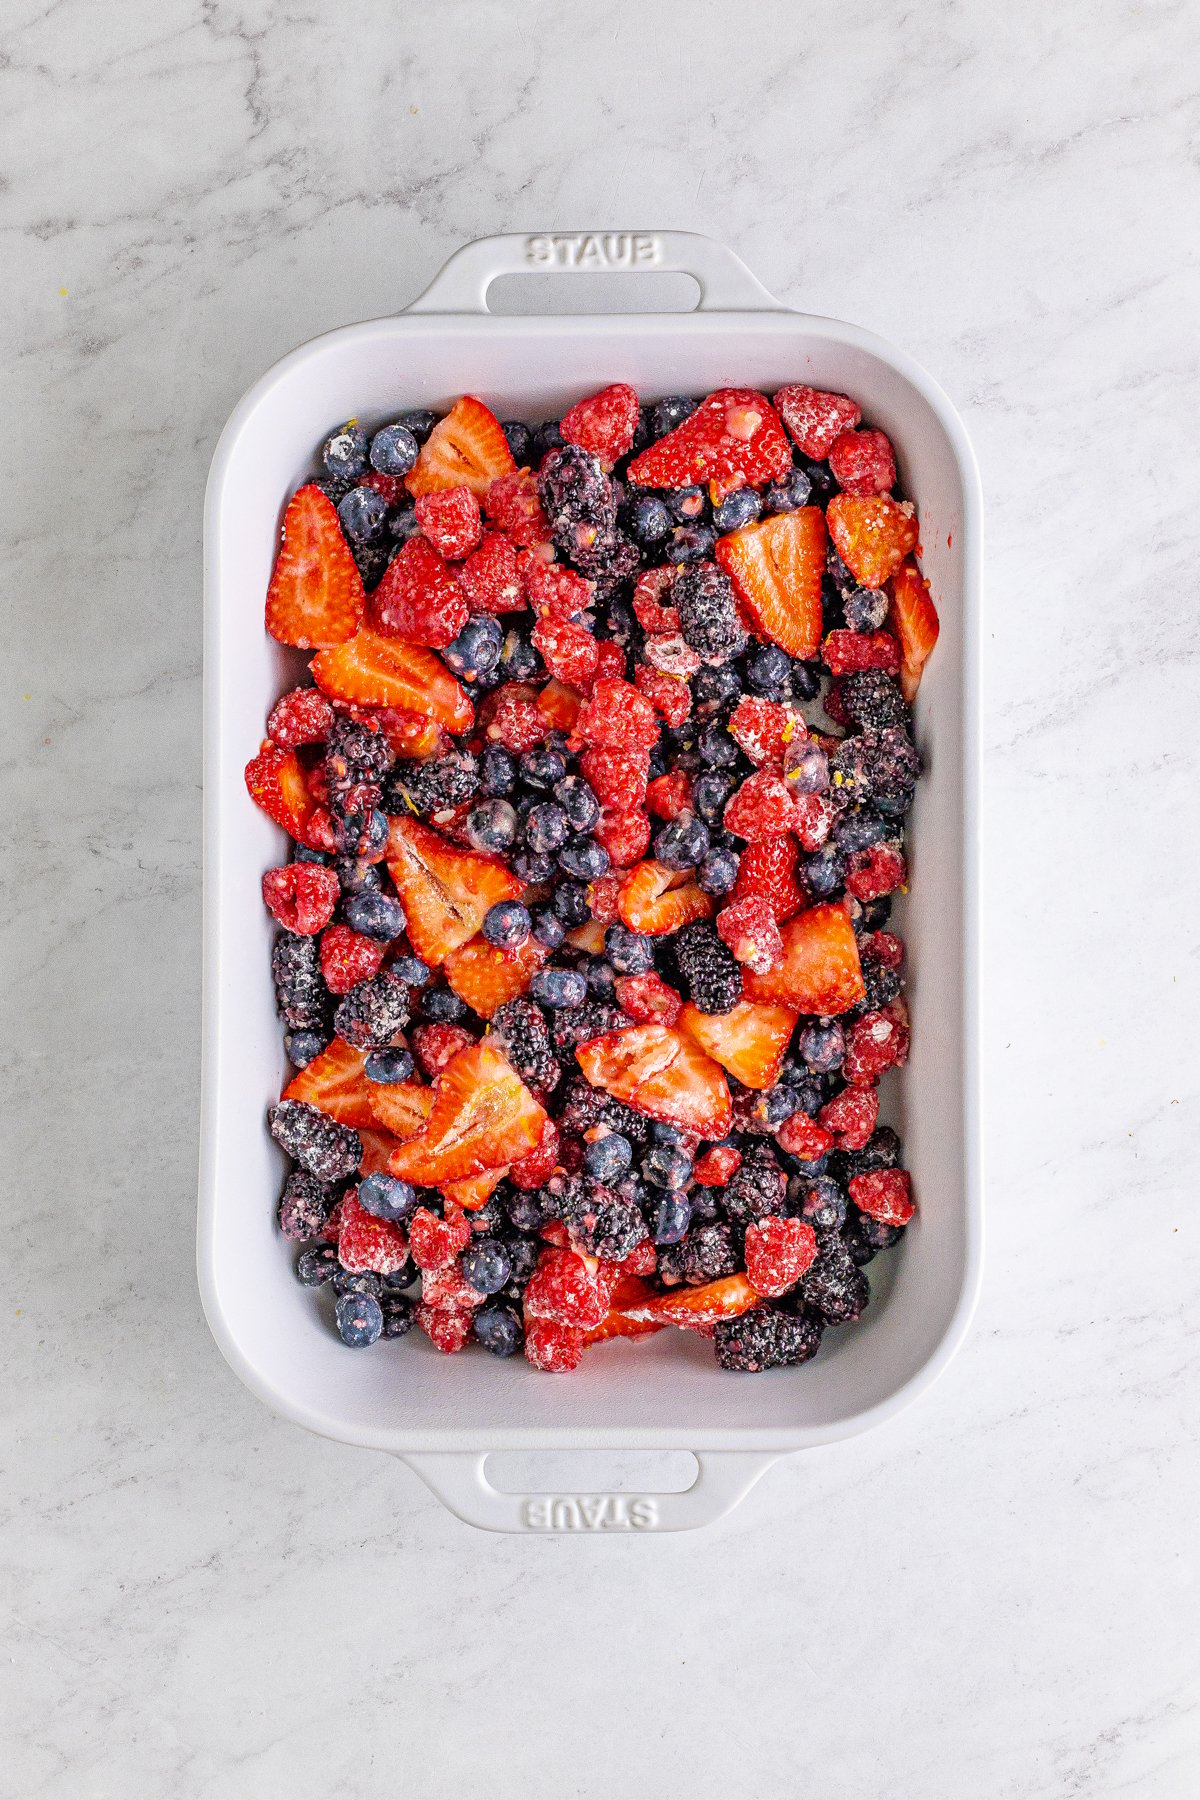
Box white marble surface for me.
[4,0,1200,1793]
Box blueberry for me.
[858,895,893,931]
[651,1122,688,1146]
[783,739,829,794]
[799,1018,846,1073]
[713,488,761,532]
[762,466,813,513]
[554,775,601,833]
[505,1188,551,1232]
[692,664,742,717]
[652,1193,693,1245]
[666,523,716,564]
[668,485,708,523]
[389,507,423,544]
[553,881,590,926]
[381,1293,416,1337]
[369,422,419,477]
[360,809,389,856]
[844,587,889,632]
[604,923,654,975]
[532,908,566,949]
[465,798,518,853]
[335,1291,384,1347]
[296,1244,340,1286]
[586,959,617,998]
[530,968,588,1008]
[747,644,792,697]
[629,495,673,547]
[501,420,534,463]
[343,890,406,943]
[395,408,437,445]
[419,986,469,1023]
[520,747,568,790]
[698,846,740,895]
[479,746,517,797]
[584,1133,634,1181]
[321,423,369,482]
[804,845,846,899]
[653,812,709,871]
[834,808,888,853]
[755,1085,801,1127]
[337,485,389,544]
[532,419,565,461]
[391,955,430,986]
[802,455,838,501]
[357,1173,419,1222]
[364,1046,415,1084]
[335,855,382,896]
[698,721,739,768]
[558,836,610,881]
[332,1267,382,1298]
[500,632,541,683]
[461,1239,512,1296]
[444,615,504,681]
[650,395,697,438]
[692,772,737,826]
[525,801,569,856]
[512,849,557,884]
[483,900,532,948]
[285,1030,326,1068]
[643,1143,693,1190]
[798,1175,847,1233]
[293,845,329,865]
[474,1303,524,1357]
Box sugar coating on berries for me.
[523,1315,586,1372]
[774,385,861,459]
[745,1217,818,1298]
[692,1144,742,1187]
[724,771,799,841]
[414,485,482,560]
[337,1194,410,1275]
[262,863,339,934]
[268,687,335,750]
[849,1167,914,1225]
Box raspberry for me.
[634,664,691,727]
[579,747,649,808]
[523,1315,585,1372]
[587,874,621,923]
[819,1085,879,1150]
[828,428,897,496]
[417,1304,474,1353]
[414,485,482,560]
[484,470,551,547]
[261,862,339,934]
[773,384,861,459]
[372,535,469,649]
[716,897,782,974]
[319,924,388,994]
[745,1216,819,1298]
[359,468,408,506]
[267,687,334,750]
[646,771,692,820]
[728,696,801,770]
[733,834,805,922]
[458,533,525,613]
[792,791,838,852]
[848,1167,914,1226]
[421,1263,485,1309]
[846,841,907,901]
[692,1144,741,1186]
[268,1099,362,1184]
[775,1111,834,1161]
[525,558,593,620]
[593,640,627,682]
[560,382,640,466]
[632,566,680,634]
[484,684,549,753]
[865,929,904,969]
[620,1239,658,1277]
[643,632,701,678]
[409,1205,473,1271]
[524,1247,609,1329]
[532,614,599,687]
[823,630,901,677]
[724,771,799,840]
[843,1006,909,1085]
[510,1119,561,1188]
[822,681,851,728]
[574,677,659,753]
[614,971,682,1025]
[337,1194,410,1275]
[322,1198,345,1243]
[411,1022,474,1077]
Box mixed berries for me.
[248,381,939,1374]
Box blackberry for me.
[844,1213,904,1266]
[550,1000,630,1066]
[557,1076,649,1144]
[673,563,747,665]
[839,669,911,733]
[386,748,479,817]
[832,1126,902,1185]
[860,949,902,1011]
[674,920,742,1015]
[352,540,390,590]
[723,1147,787,1226]
[567,524,641,584]
[857,726,923,816]
[680,1222,739,1284]
[692,662,742,717]
[334,968,411,1049]
[268,1100,362,1183]
[801,1239,869,1325]
[714,1307,823,1371]
[277,1169,337,1241]
[538,445,616,534]
[381,1293,417,1338]
[325,715,393,808]
[562,1184,648,1261]
[272,933,330,1030]
[296,1243,340,1286]
[490,998,559,1093]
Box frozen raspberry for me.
[421,1262,486,1309]
[728,696,801,771]
[484,469,551,546]
[319,924,388,995]
[268,687,335,750]
[724,771,799,841]
[525,558,593,619]
[587,874,622,923]
[268,1099,362,1184]
[579,747,649,808]
[560,382,640,466]
[692,1144,741,1186]
[646,771,693,820]
[321,1198,345,1243]
[484,685,549,753]
[632,566,680,634]
[510,1119,561,1189]
[524,1247,609,1330]
[417,1304,475,1353]
[733,834,805,922]
[593,640,627,682]
[828,428,896,496]
[843,1006,909,1085]
[458,532,525,614]
[773,384,861,458]
[823,630,901,677]
[633,664,691,727]
[819,1085,879,1150]
[596,806,651,868]
[846,841,907,901]
[613,971,682,1025]
[523,1315,585,1372]
[775,1111,834,1161]
[372,535,469,649]
[337,1194,410,1275]
[619,1239,658,1278]
[358,468,408,506]
[411,1022,474,1078]
[792,791,839,852]
[745,1216,819,1298]
[643,632,701,679]
[532,614,599,687]
[848,1167,914,1226]
[716,897,783,974]
[261,862,339,934]
[864,929,903,969]
[574,677,659,753]
[409,1205,473,1271]
[414,485,482,560]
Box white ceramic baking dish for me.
[199,231,982,1533]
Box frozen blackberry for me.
[489,997,559,1093]
[550,1000,631,1066]
[857,726,923,816]
[673,562,748,665]
[381,1293,417,1338]
[334,968,411,1050]
[557,1075,650,1144]
[859,947,903,1011]
[385,748,479,817]
[538,444,616,533]
[680,1222,739,1284]
[272,932,330,1031]
[714,1307,823,1371]
[562,1183,648,1261]
[801,1239,869,1325]
[325,714,393,804]
[673,920,742,1015]
[844,1213,904,1266]
[567,524,641,586]
[840,669,911,733]
[723,1147,788,1226]
[268,1099,362,1183]
[277,1169,337,1241]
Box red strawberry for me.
[442,933,547,1019]
[318,923,388,994]
[728,695,800,770]
[646,771,693,820]
[484,469,551,546]
[388,1042,546,1183]
[574,677,658,753]
[677,998,796,1090]
[584,1311,665,1345]
[826,493,918,589]
[311,626,473,733]
[458,532,525,613]
[617,860,712,936]
[745,1217,818,1297]
[733,833,805,923]
[524,1316,586,1372]
[576,1024,732,1138]
[371,535,469,649]
[742,904,865,1015]
[406,395,516,499]
[525,559,593,619]
[842,1004,909,1085]
[267,687,335,751]
[409,1022,475,1080]
[715,897,783,974]
[776,1110,834,1161]
[244,743,321,844]
[846,841,906,902]
[385,815,522,966]
[822,629,901,677]
[367,1080,435,1141]
[414,485,482,560]
[509,1118,561,1189]
[560,382,640,466]
[624,1273,758,1329]
[337,1194,409,1275]
[481,683,550,753]
[537,678,585,734]
[439,1166,510,1211]
[715,508,826,659]
[614,971,683,1026]
[692,1145,741,1186]
[724,770,799,840]
[357,1126,402,1176]
[409,1204,473,1271]
[632,566,680,634]
[532,615,599,688]
[265,484,365,648]
[828,428,896,495]
[284,1036,378,1129]
[888,557,940,701]
[849,1167,914,1226]
[595,807,652,869]
[579,747,649,809]
[261,861,339,934]
[628,389,791,499]
[773,385,861,459]
[634,663,691,727]
[818,1085,879,1151]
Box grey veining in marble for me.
[3,0,1200,1794]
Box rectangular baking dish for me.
[199,231,982,1532]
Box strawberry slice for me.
[385,815,523,966]
[584,1311,666,1344]
[357,1126,402,1176]
[244,742,321,845]
[563,919,609,954]
[366,1080,434,1141]
[265,484,365,649]
[826,493,918,589]
[442,933,547,1019]
[560,382,640,466]
[677,998,798,1091]
[617,860,713,936]
[888,556,940,701]
[628,389,791,499]
[388,1042,547,1183]
[537,679,584,733]
[440,1165,510,1211]
[743,903,865,1015]
[406,395,516,499]
[733,833,806,923]
[576,1024,732,1138]
[284,1037,378,1129]
[371,536,469,648]
[311,626,473,733]
[618,1273,758,1329]
[715,507,826,659]
[376,707,445,760]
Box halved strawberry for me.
[244,743,321,844]
[442,933,547,1019]
[826,493,918,589]
[733,833,806,923]
[375,707,446,760]
[677,998,797,1091]
[265,484,365,649]
[357,1126,402,1176]
[617,860,713,936]
[628,389,791,499]
[624,1273,758,1329]
[560,382,640,467]
[715,507,826,659]
[311,626,473,733]
[888,556,940,701]
[584,1311,666,1344]
[388,1042,547,1183]
[742,903,865,1015]
[385,815,523,966]
[406,396,516,499]
[440,1165,510,1211]
[366,1080,434,1141]
[284,1037,378,1129]
[575,1024,732,1138]
[370,535,469,648]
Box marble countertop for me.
[5,1,1199,1794]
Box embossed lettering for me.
[522,1497,551,1528]
[629,1497,659,1528]
[521,1493,660,1530]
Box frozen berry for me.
[745,1217,818,1297]
[474,1302,524,1356]
[364,1045,415,1084]
[357,1173,418,1222]
[261,863,339,935]
[268,1099,362,1183]
[465,798,519,853]
[343,890,406,943]
[483,900,532,948]
[370,421,420,476]
[798,1018,846,1074]
[443,614,504,681]
[713,1307,822,1371]
[335,1291,384,1347]
[322,421,369,481]
[673,920,743,1015]
[530,968,589,1010]
[673,562,747,665]
[716,896,782,974]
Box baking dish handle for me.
[397,1449,779,1533]
[406,231,783,315]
